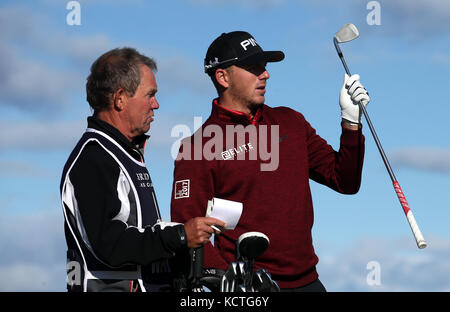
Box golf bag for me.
[172,232,280,292]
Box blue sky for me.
[1,0,449,291]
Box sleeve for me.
[170,138,229,271]
[302,115,365,194]
[68,142,187,267]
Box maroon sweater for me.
[171,99,365,288]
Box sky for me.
[0,0,449,291]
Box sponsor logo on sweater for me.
[174,179,190,199]
[171,117,279,171]
[221,143,254,160]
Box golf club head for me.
[334,23,359,43]
[237,232,269,260]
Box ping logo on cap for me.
[240,38,258,51]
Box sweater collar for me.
[210,98,263,125]
[87,116,149,160]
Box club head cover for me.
[237,232,270,261]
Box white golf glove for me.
[339,74,370,124]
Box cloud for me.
[0,263,63,292]
[389,147,450,174]
[42,34,113,66]
[0,208,66,291]
[0,114,197,152]
[0,111,202,152]
[186,0,284,9]
[300,0,450,41]
[155,53,211,95]
[0,4,212,115]
[356,0,450,41]
[0,44,82,113]
[0,5,112,113]
[0,119,85,150]
[317,236,450,291]
[431,52,450,66]
[381,0,450,27]
[0,5,112,65]
[0,161,54,178]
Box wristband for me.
[342,118,360,126]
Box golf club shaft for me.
[360,102,396,181]
[335,43,397,181]
[335,44,427,249]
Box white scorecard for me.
[206,197,243,232]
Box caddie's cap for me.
[204,31,285,75]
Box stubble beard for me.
[228,85,264,115]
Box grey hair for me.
[86,47,157,112]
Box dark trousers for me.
[280,279,326,292]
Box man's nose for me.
[151,97,159,109]
[260,69,270,80]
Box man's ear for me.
[112,89,126,111]
[215,68,230,89]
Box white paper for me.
[205,197,243,230]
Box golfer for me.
[171,31,370,292]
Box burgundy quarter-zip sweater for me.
[171,99,365,288]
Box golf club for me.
[236,232,269,290]
[333,23,427,249]
[219,232,279,292]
